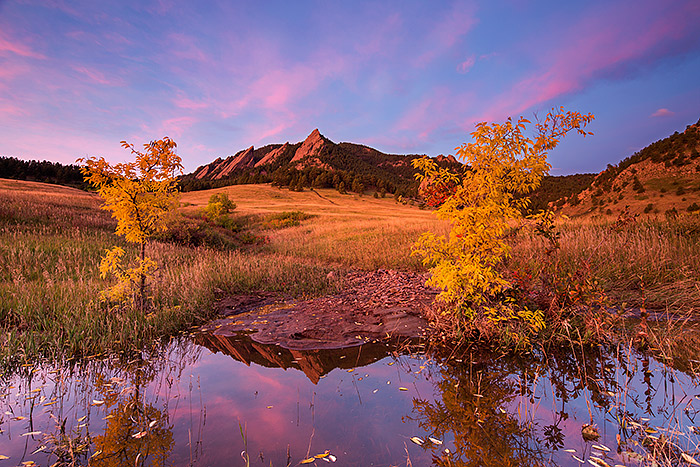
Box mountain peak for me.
[292,129,329,163]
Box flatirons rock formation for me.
[183,129,456,194]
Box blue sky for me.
[1,0,699,174]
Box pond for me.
[2,332,700,466]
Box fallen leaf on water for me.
[589,456,611,467]
[682,453,700,465]
[21,431,42,437]
[428,437,442,445]
[372,389,378,393]
[266,406,273,409]
[410,437,424,446]
[31,446,46,455]
[149,420,157,428]
[0,455,9,460]
[592,444,610,452]
[90,450,103,459]
[572,455,584,463]
[92,400,104,406]
[300,457,315,464]
[132,431,147,439]
[399,387,409,391]
[12,416,26,421]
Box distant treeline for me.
[179,165,419,198]
[528,173,597,212]
[0,156,87,188]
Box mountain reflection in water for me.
[1,335,700,466]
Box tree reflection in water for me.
[410,343,700,467]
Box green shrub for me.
[262,210,313,229]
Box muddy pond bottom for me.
[2,334,700,466]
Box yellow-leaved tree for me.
[79,137,182,310]
[413,108,594,338]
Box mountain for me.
[179,129,459,197]
[557,118,700,218]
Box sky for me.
[1,0,699,175]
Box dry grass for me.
[0,180,447,366]
[3,178,699,363]
[180,185,449,270]
[509,215,700,312]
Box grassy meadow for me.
[2,178,700,366]
[0,179,446,366]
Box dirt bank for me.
[197,269,439,350]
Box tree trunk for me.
[139,241,146,311]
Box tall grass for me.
[509,216,700,312]
[0,180,340,366]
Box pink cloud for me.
[0,32,45,59]
[173,94,211,111]
[160,116,198,139]
[457,55,476,74]
[651,108,674,118]
[73,65,125,86]
[167,33,209,63]
[482,0,700,120]
[393,87,473,144]
[413,2,477,67]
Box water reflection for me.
[1,336,700,466]
[410,344,700,466]
[195,332,401,383]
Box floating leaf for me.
[149,420,158,428]
[399,387,409,391]
[572,455,584,463]
[564,449,576,453]
[314,451,330,459]
[410,437,424,446]
[21,431,42,437]
[31,445,47,455]
[589,457,611,467]
[92,400,104,406]
[0,455,9,460]
[12,416,26,421]
[132,431,147,439]
[300,457,316,464]
[592,444,610,452]
[682,453,700,465]
[428,437,443,445]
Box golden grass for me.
[0,180,447,365]
[3,177,699,363]
[181,185,449,270]
[509,216,700,311]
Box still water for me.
[2,332,700,466]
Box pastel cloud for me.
[457,55,476,74]
[413,1,477,67]
[0,32,45,59]
[72,65,125,86]
[483,0,700,119]
[651,108,674,118]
